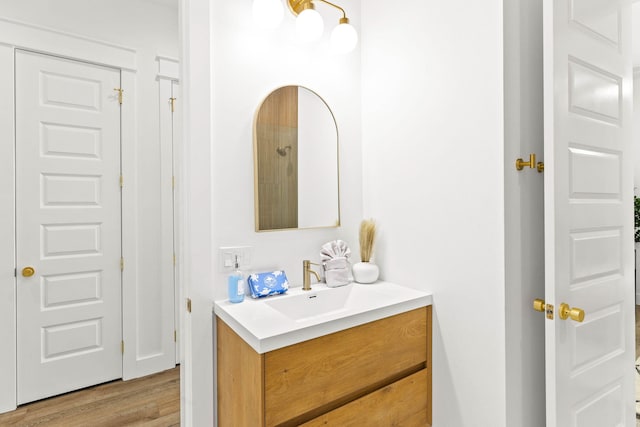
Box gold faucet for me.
[303,260,321,291]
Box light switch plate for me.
[219,246,252,271]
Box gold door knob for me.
[533,298,546,312]
[559,303,585,323]
[22,266,35,277]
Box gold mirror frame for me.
[253,85,340,231]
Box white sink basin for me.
[264,285,353,322]
[214,281,432,354]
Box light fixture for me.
[295,3,324,42]
[252,0,284,30]
[287,0,358,53]
[330,17,358,53]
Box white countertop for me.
[213,281,433,354]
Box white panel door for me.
[121,74,177,380]
[543,0,634,425]
[15,50,122,404]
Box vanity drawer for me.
[300,369,430,427]
[264,307,428,426]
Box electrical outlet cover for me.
[219,246,252,270]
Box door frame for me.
[157,55,181,363]
[0,17,140,412]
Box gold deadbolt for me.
[559,303,585,323]
[533,298,546,313]
[22,266,35,277]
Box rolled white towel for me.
[320,240,351,261]
[323,257,349,271]
[325,268,351,288]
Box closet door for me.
[15,50,122,404]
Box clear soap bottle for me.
[227,256,245,303]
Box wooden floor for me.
[0,367,180,427]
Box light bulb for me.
[296,8,324,42]
[330,21,358,54]
[252,0,284,30]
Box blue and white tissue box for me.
[247,271,289,298]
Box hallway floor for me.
[0,367,179,426]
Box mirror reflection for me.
[254,86,340,231]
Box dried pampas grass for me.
[359,219,377,262]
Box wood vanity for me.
[216,306,432,426]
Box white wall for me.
[504,0,546,425]
[361,1,506,425]
[1,0,178,54]
[210,2,362,297]
[182,0,363,424]
[0,0,179,411]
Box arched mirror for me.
[254,86,340,231]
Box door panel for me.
[15,50,122,404]
[121,73,177,379]
[543,0,634,425]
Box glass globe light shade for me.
[296,8,324,42]
[252,0,284,30]
[330,21,358,54]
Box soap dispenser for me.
[227,255,245,303]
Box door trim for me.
[0,17,136,71]
[156,55,181,364]
[0,44,16,414]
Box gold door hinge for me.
[173,253,176,266]
[186,298,192,313]
[174,330,177,342]
[120,257,124,271]
[120,175,124,188]
[170,97,176,113]
[121,340,125,354]
[516,153,544,173]
[172,176,175,190]
[114,88,124,105]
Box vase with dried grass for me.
[352,219,380,284]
